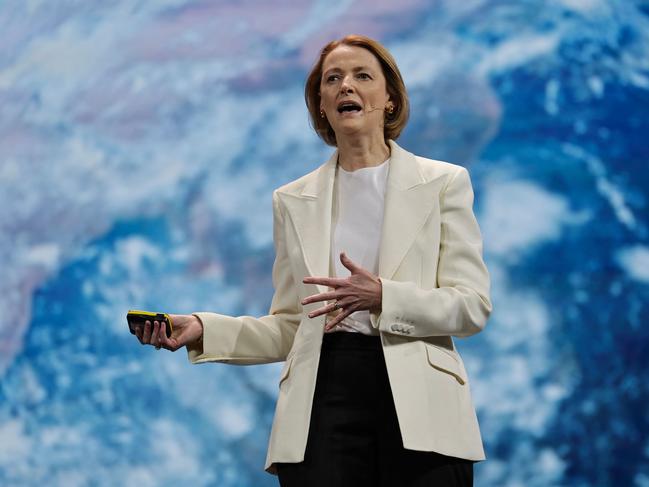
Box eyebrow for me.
[322,66,374,76]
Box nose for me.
[340,75,354,94]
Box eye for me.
[357,72,372,80]
[325,74,340,83]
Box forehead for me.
[321,45,382,73]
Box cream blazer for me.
[187,140,492,474]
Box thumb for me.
[340,252,359,273]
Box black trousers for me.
[276,332,474,487]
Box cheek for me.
[320,93,336,111]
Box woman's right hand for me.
[133,314,203,352]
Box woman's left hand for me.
[302,252,382,331]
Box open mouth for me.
[337,101,362,114]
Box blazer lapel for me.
[278,140,442,289]
[379,141,443,280]
[278,151,337,293]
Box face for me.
[319,45,392,140]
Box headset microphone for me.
[335,103,389,114]
[343,104,385,114]
[363,105,384,113]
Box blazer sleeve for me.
[371,167,492,338]
[186,190,302,365]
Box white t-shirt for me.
[326,157,390,335]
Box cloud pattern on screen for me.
[1,1,648,486]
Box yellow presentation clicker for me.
[127,310,173,338]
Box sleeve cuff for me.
[370,310,381,329]
[185,313,207,363]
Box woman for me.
[133,35,491,486]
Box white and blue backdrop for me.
[1,1,648,486]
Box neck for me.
[336,133,391,172]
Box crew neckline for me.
[338,157,391,175]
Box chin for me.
[333,118,367,132]
[332,125,364,138]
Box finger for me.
[302,276,345,287]
[142,320,152,342]
[308,294,359,319]
[302,290,340,306]
[150,321,160,346]
[308,301,340,319]
[325,308,353,331]
[340,252,360,273]
[134,326,143,343]
[157,321,171,350]
[334,296,359,309]
[158,319,169,339]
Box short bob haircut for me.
[305,34,410,147]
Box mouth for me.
[337,101,362,114]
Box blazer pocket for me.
[278,354,295,389]
[424,343,466,385]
